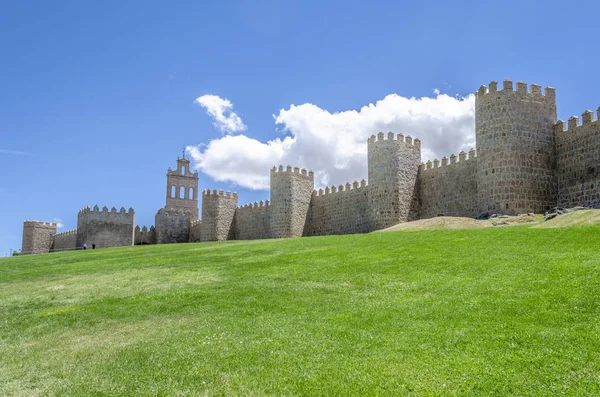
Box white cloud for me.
[195,95,247,134]
[188,91,475,190]
[53,218,64,229]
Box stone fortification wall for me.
[555,110,600,208]
[305,180,369,236]
[53,229,77,251]
[200,190,237,241]
[270,166,314,238]
[155,207,192,244]
[26,79,600,247]
[235,201,272,240]
[21,221,57,254]
[189,220,202,242]
[419,150,478,218]
[367,132,421,230]
[134,225,156,245]
[77,206,135,248]
[476,80,557,215]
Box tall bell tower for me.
[165,152,199,218]
[155,151,200,244]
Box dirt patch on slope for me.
[533,209,600,228]
[379,214,540,232]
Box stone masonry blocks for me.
[270,167,314,238]
[419,154,478,218]
[23,79,600,254]
[77,206,135,248]
[476,81,558,215]
[155,207,192,244]
[165,157,199,219]
[367,133,421,230]
[21,221,57,254]
[555,112,600,208]
[200,190,238,241]
[235,202,271,240]
[53,229,77,251]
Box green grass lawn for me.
[1,226,599,396]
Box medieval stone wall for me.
[475,80,557,215]
[305,181,370,236]
[134,225,156,245]
[189,220,202,242]
[53,229,77,251]
[270,166,314,238]
[23,80,600,254]
[419,150,479,218]
[555,111,600,208]
[77,206,135,248]
[200,190,237,241]
[234,201,272,240]
[21,221,57,254]
[155,207,192,244]
[367,132,421,230]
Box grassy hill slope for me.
[1,226,600,396]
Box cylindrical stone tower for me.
[199,189,238,242]
[270,165,314,238]
[367,132,421,230]
[475,80,557,215]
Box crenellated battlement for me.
[77,204,135,247]
[202,189,238,199]
[55,229,76,237]
[476,78,558,215]
[367,130,421,227]
[200,186,238,242]
[134,225,154,233]
[234,199,272,241]
[134,224,156,245]
[554,107,600,133]
[23,220,57,228]
[52,228,77,251]
[554,105,600,209]
[313,179,367,197]
[79,205,134,216]
[367,132,421,151]
[476,79,555,100]
[270,165,314,178]
[420,149,477,172]
[270,162,315,238]
[22,78,600,250]
[22,219,58,254]
[238,200,271,210]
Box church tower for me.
[155,152,199,244]
[165,154,199,218]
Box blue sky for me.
[1,0,599,255]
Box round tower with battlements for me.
[476,80,557,215]
[200,189,238,242]
[270,165,314,238]
[367,132,421,230]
